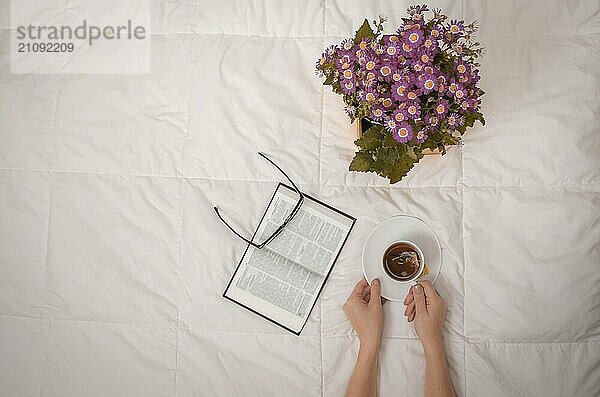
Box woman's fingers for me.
[351,278,369,300]
[404,301,415,316]
[419,280,439,301]
[412,283,428,317]
[368,279,382,309]
[408,310,415,322]
[403,286,414,306]
[361,286,372,302]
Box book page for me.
[224,184,354,333]
[258,195,346,275]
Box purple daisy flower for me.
[360,86,379,103]
[340,38,354,52]
[383,34,401,46]
[448,81,460,94]
[455,61,469,75]
[417,51,433,65]
[407,5,428,20]
[425,114,440,128]
[423,65,436,75]
[417,73,438,93]
[394,54,409,68]
[435,99,450,117]
[437,74,447,86]
[468,98,481,110]
[422,36,438,52]
[391,69,404,83]
[361,74,376,88]
[447,19,465,35]
[377,62,394,79]
[385,117,399,134]
[454,86,467,101]
[325,44,337,56]
[341,68,354,80]
[375,44,386,56]
[315,58,327,72]
[400,42,416,56]
[383,42,400,58]
[391,81,410,100]
[370,105,386,121]
[355,48,366,63]
[392,108,408,123]
[363,54,379,73]
[404,27,424,48]
[357,39,370,52]
[414,127,428,143]
[406,101,421,119]
[429,25,444,40]
[392,122,414,143]
[341,79,356,94]
[336,54,353,71]
[446,113,463,128]
[406,90,419,101]
[380,96,394,109]
[458,75,470,84]
[412,62,425,73]
[363,71,377,85]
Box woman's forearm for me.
[423,341,456,397]
[344,343,380,397]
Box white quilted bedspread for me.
[1,1,599,396]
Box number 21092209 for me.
[18,42,74,52]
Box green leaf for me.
[355,132,382,152]
[354,124,384,151]
[388,154,417,184]
[407,145,418,160]
[420,137,439,151]
[364,123,385,137]
[382,132,408,155]
[332,82,343,95]
[349,152,375,172]
[353,19,376,44]
[442,134,460,146]
[374,146,398,171]
[323,73,334,85]
[476,112,486,126]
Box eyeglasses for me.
[213,152,305,249]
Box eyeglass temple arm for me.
[258,152,302,194]
[213,152,301,249]
[213,206,256,246]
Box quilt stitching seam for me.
[172,24,196,397]
[319,1,327,397]
[3,168,599,191]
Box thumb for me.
[413,283,428,317]
[369,278,382,309]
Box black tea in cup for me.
[383,242,421,281]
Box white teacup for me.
[382,240,425,283]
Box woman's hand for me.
[343,278,384,353]
[404,281,455,397]
[403,280,447,351]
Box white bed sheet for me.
[1,0,599,396]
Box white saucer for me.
[362,215,442,301]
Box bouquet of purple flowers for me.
[315,5,485,183]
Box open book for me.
[223,183,355,334]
